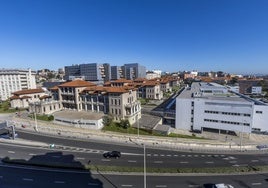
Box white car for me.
[213,184,234,188]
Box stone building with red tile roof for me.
[10,88,46,109]
[31,79,141,126]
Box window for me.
[256,111,263,114]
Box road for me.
[2,130,268,169]
[0,163,268,188]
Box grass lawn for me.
[102,123,206,139]
[0,101,20,113]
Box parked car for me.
[103,151,121,159]
[213,183,234,188]
[204,183,234,188]
[256,144,268,150]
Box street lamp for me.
[136,114,139,138]
[34,112,38,132]
[142,143,146,188]
[240,120,245,152]
[34,103,38,132]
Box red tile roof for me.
[83,86,136,94]
[58,80,96,87]
[12,88,44,95]
[111,78,133,83]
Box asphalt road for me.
[4,130,268,169]
[1,163,268,188]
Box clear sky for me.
[0,0,267,74]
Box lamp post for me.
[137,115,139,138]
[143,143,146,188]
[34,112,38,132]
[240,121,245,152]
[34,103,38,132]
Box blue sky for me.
[0,0,267,74]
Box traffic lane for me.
[100,173,268,188]
[0,165,103,188]
[16,129,268,163]
[16,130,146,154]
[1,142,267,170]
[1,162,268,188]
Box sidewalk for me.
[9,116,265,153]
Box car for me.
[213,183,234,188]
[256,144,268,150]
[103,151,121,159]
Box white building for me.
[0,69,36,101]
[176,82,268,133]
[251,86,262,95]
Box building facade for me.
[176,82,268,133]
[0,69,36,101]
[64,63,106,85]
[35,79,141,125]
[10,88,46,109]
[122,63,146,80]
[111,66,123,80]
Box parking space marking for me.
[128,160,137,163]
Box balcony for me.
[124,101,141,108]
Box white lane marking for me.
[174,155,178,157]
[28,153,36,156]
[147,154,151,156]
[156,185,167,187]
[252,182,262,185]
[187,155,192,157]
[127,160,137,163]
[54,181,65,184]
[214,155,219,157]
[251,160,259,162]
[153,154,159,157]
[160,154,165,157]
[121,185,133,187]
[154,161,163,163]
[22,178,33,181]
[88,183,99,186]
[207,155,211,157]
[52,156,61,158]
[76,157,85,160]
[8,151,15,154]
[101,159,111,162]
[180,161,189,164]
[229,161,237,163]
[181,155,185,157]
[205,161,214,164]
[167,154,171,157]
[188,185,200,187]
[201,155,205,157]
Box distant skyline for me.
[0,0,267,74]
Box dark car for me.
[103,151,121,159]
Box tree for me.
[103,114,113,126]
[119,119,130,129]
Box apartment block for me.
[64,63,106,85]
[0,69,37,101]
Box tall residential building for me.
[122,63,146,80]
[103,63,111,83]
[0,69,36,101]
[64,63,106,85]
[111,66,123,80]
